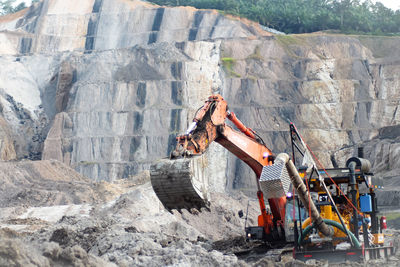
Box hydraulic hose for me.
[275,153,334,238]
[299,219,361,248]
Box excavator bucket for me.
[150,156,210,211]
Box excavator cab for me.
[284,195,307,243]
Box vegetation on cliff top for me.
[149,0,400,35]
[0,0,26,15]
[0,0,41,15]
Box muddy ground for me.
[0,160,399,266]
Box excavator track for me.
[150,156,210,211]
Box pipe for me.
[358,147,364,158]
[275,153,334,237]
[345,157,371,173]
[348,161,359,240]
[346,156,372,238]
[299,219,361,248]
[370,190,379,234]
[227,111,256,139]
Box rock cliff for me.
[0,0,399,200]
[1,1,400,266]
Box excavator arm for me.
[171,95,273,167]
[150,94,286,236]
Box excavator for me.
[151,94,287,242]
[150,94,395,262]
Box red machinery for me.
[151,94,286,241]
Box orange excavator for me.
[150,93,395,261]
[150,94,288,242]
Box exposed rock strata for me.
[0,1,399,266]
[0,0,398,201]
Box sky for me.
[373,0,400,10]
[13,0,400,11]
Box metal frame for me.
[295,246,394,263]
[288,122,395,262]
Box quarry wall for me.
[0,0,399,197]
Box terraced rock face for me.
[0,0,268,54]
[0,0,399,201]
[219,36,400,196]
[39,42,225,182]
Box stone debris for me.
[0,162,399,266]
[0,162,252,266]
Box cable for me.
[253,131,267,146]
[193,105,203,118]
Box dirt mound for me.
[0,160,133,207]
[172,191,260,241]
[0,183,248,266]
[0,171,252,266]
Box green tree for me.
[147,0,400,35]
[14,2,26,12]
[0,0,26,15]
[0,0,16,15]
